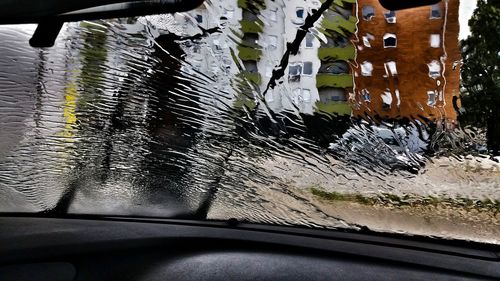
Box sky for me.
[459,0,478,39]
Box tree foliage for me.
[460,0,500,155]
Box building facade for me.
[165,0,461,122]
[174,0,356,116]
[351,0,461,125]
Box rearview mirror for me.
[379,0,442,10]
[0,0,205,47]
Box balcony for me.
[240,71,261,84]
[316,74,353,88]
[237,0,265,11]
[318,46,355,62]
[315,101,352,116]
[233,95,256,110]
[240,20,263,34]
[237,45,262,61]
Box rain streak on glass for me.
[0,0,499,243]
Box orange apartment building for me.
[351,0,461,125]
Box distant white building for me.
[152,0,356,116]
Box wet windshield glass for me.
[0,0,499,244]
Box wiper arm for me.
[191,148,234,220]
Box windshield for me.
[0,0,498,244]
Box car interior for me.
[1,215,500,280]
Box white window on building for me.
[289,64,302,75]
[362,6,375,21]
[361,61,373,76]
[384,10,396,23]
[195,14,203,23]
[381,90,393,108]
[212,39,222,52]
[292,88,302,105]
[270,9,277,21]
[430,34,440,48]
[383,33,397,48]
[289,63,302,82]
[302,89,311,102]
[266,88,274,102]
[395,89,401,108]
[361,89,370,102]
[362,37,370,47]
[428,60,441,79]
[362,33,375,47]
[305,33,314,48]
[224,7,234,19]
[265,65,273,78]
[294,7,305,24]
[267,35,278,50]
[296,7,305,18]
[430,4,441,19]
[303,62,313,75]
[385,61,397,76]
[427,91,436,106]
[192,44,201,54]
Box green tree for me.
[460,0,500,155]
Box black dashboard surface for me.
[0,217,498,280]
